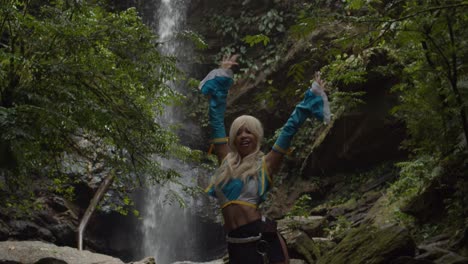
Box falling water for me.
[139,1,225,263]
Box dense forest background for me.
[0,0,467,263]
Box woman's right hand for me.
[220,54,239,70]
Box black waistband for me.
[228,219,263,238]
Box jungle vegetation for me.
[1,0,467,235]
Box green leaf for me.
[243,34,270,47]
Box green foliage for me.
[287,194,313,217]
[321,52,367,86]
[324,215,352,239]
[288,1,467,223]
[258,9,285,35]
[445,177,468,228]
[288,60,312,84]
[345,0,366,10]
[178,30,208,50]
[0,0,184,210]
[359,1,467,153]
[243,34,270,47]
[200,0,468,246]
[388,155,442,204]
[182,81,210,132]
[209,8,287,80]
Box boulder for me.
[416,245,450,261]
[265,179,321,219]
[317,224,415,264]
[0,241,125,264]
[278,217,335,264]
[290,259,307,264]
[400,180,450,222]
[451,227,468,257]
[391,256,434,263]
[285,229,335,264]
[416,245,468,264]
[8,221,55,242]
[0,219,10,240]
[127,257,156,264]
[278,216,328,238]
[434,253,468,264]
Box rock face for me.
[317,225,416,264]
[302,50,407,177]
[0,241,125,264]
[278,216,335,263]
[0,192,139,261]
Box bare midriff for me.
[222,203,262,232]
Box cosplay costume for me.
[204,156,271,209]
[200,67,330,264]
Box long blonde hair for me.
[213,115,264,187]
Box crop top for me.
[204,157,272,209]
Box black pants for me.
[227,219,286,264]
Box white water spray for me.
[140,1,225,263]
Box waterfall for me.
[139,1,225,263]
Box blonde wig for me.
[213,115,264,187]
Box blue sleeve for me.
[205,184,217,198]
[199,69,234,142]
[273,83,330,154]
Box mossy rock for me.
[279,216,328,238]
[317,224,415,264]
[288,231,336,264]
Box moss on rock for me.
[317,224,415,264]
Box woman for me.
[199,55,330,264]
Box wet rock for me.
[47,196,69,213]
[8,220,55,242]
[416,245,449,261]
[266,180,321,219]
[290,259,306,264]
[278,218,335,264]
[359,173,397,193]
[127,257,156,264]
[278,216,328,238]
[302,67,406,176]
[49,223,76,246]
[434,253,468,264]
[0,219,10,241]
[289,230,335,264]
[421,233,451,247]
[328,207,348,219]
[0,240,125,264]
[451,227,468,257]
[317,224,415,264]
[391,256,434,263]
[326,190,383,228]
[416,245,468,264]
[34,258,68,264]
[400,180,450,222]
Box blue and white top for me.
[205,156,272,209]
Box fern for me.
[287,60,312,84]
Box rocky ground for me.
[0,241,154,264]
[270,167,468,264]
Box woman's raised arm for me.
[265,72,331,176]
[199,54,239,164]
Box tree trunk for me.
[77,170,115,251]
